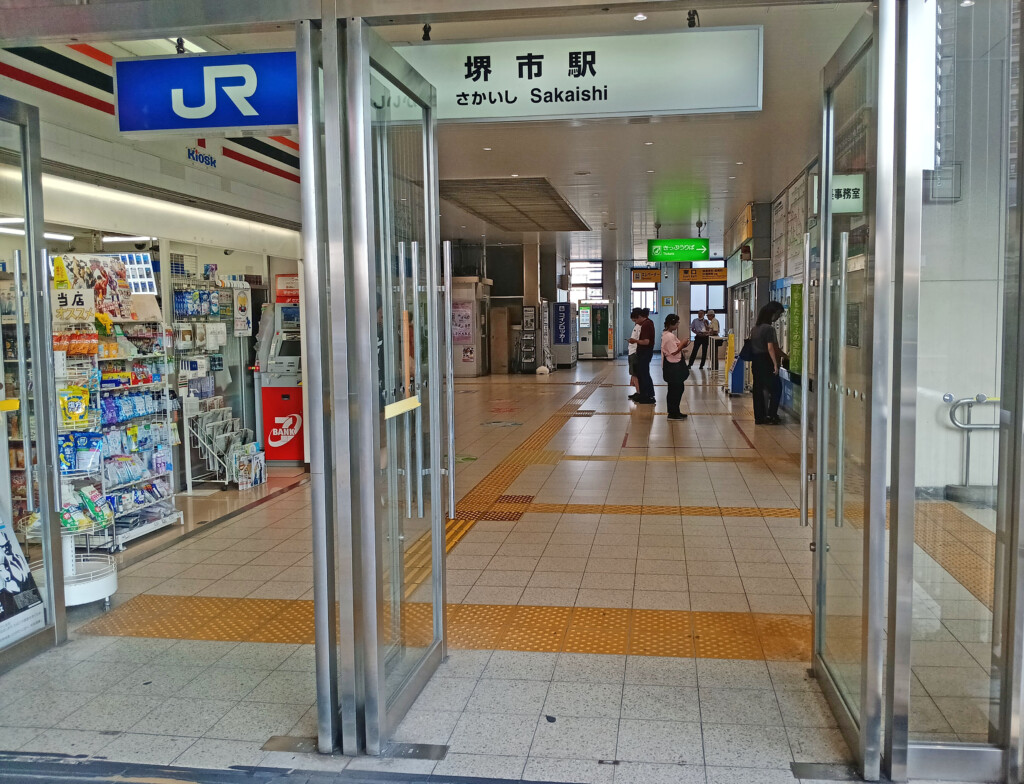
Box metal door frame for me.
[342,17,446,754]
[812,10,892,781]
[0,94,65,675]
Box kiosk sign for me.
[648,238,710,262]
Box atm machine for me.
[579,300,614,360]
[254,303,304,462]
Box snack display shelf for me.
[114,494,175,519]
[107,470,171,493]
[63,553,117,608]
[112,511,183,547]
[98,353,168,363]
[100,381,166,394]
[102,411,173,430]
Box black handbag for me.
[662,360,690,383]
[738,338,755,361]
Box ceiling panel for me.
[440,177,590,232]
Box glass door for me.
[0,95,62,668]
[814,14,889,780]
[343,19,446,754]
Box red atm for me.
[261,387,303,461]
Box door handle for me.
[442,241,455,519]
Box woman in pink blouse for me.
[661,314,691,421]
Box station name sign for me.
[396,27,762,122]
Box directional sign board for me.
[647,238,710,263]
[114,52,298,135]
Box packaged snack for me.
[59,386,90,426]
[74,432,103,474]
[58,433,76,473]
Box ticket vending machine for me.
[579,300,614,360]
[254,303,304,462]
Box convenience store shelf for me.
[106,470,171,493]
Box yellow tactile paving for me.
[564,454,765,463]
[79,597,812,661]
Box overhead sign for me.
[396,27,762,122]
[649,238,710,263]
[679,268,727,282]
[631,269,662,284]
[831,173,866,214]
[115,52,299,134]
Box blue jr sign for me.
[114,52,299,134]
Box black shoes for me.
[668,414,688,421]
[628,393,640,401]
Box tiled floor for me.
[0,359,1001,780]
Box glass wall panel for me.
[907,0,1015,744]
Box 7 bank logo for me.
[268,414,302,448]
[171,64,259,120]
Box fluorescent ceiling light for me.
[634,13,648,21]
[0,217,24,225]
[0,228,74,241]
[102,235,157,242]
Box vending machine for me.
[254,303,304,462]
[551,301,578,368]
[579,300,614,359]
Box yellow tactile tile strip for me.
[563,454,765,463]
[79,596,811,661]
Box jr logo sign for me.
[115,52,298,134]
[172,64,259,120]
[268,414,302,448]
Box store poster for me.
[786,175,808,276]
[0,520,45,648]
[451,301,473,344]
[275,274,301,304]
[51,289,95,324]
[462,346,475,363]
[233,287,252,336]
[0,281,17,325]
[770,195,788,282]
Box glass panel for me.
[820,44,877,718]
[708,285,726,312]
[369,68,436,703]
[690,284,707,313]
[0,118,52,650]
[907,0,1014,743]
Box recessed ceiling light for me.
[729,176,736,179]
[644,141,654,146]
[736,161,744,165]
[960,0,974,5]
[460,225,466,228]
[483,147,492,150]
[510,174,519,177]
[634,13,648,21]
[646,170,655,173]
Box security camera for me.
[422,23,431,41]
[654,221,662,231]
[134,242,147,251]
[687,10,700,27]
[223,249,234,256]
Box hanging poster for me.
[51,254,162,322]
[452,301,473,344]
[233,287,253,336]
[789,284,803,374]
[0,519,46,648]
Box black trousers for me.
[688,335,709,367]
[751,353,781,421]
[663,361,687,417]
[635,353,655,400]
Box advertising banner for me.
[0,519,46,649]
[233,286,252,336]
[553,302,572,345]
[275,274,301,305]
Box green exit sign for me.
[647,238,710,262]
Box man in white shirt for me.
[688,310,710,369]
[626,307,643,400]
[707,310,720,336]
